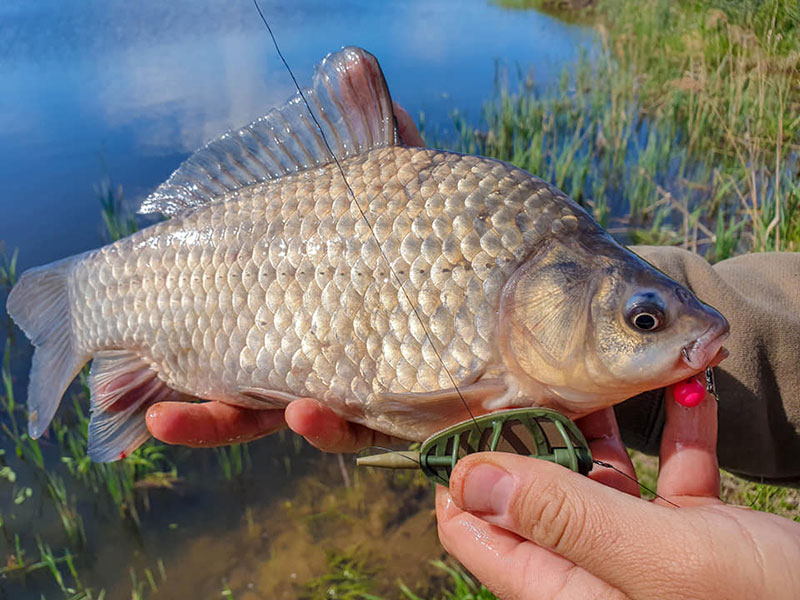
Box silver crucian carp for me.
[6,47,729,461]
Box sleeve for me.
[613,246,800,487]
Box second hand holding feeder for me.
[357,365,718,490]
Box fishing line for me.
[252,0,482,435]
[360,445,422,466]
[592,459,680,508]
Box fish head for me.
[500,235,729,415]
[585,252,729,395]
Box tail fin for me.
[6,258,88,438]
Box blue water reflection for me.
[0,0,594,270]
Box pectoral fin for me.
[371,379,508,440]
[238,387,301,408]
[504,242,594,366]
[88,351,191,462]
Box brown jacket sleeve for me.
[614,246,800,486]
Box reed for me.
[214,442,253,480]
[97,179,139,243]
[448,0,799,258]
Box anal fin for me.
[88,350,190,462]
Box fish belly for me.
[68,147,587,437]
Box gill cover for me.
[501,239,596,370]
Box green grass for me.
[400,561,496,600]
[447,0,799,258]
[631,450,800,521]
[301,549,380,600]
[97,178,139,243]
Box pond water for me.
[0,1,595,598]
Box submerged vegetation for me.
[0,0,798,598]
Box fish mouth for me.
[680,325,730,371]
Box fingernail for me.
[461,464,513,515]
[435,486,460,520]
[146,405,162,421]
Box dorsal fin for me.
[139,47,398,217]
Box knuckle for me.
[513,471,588,553]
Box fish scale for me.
[68,147,569,425]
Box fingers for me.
[575,408,639,496]
[435,486,621,600]
[145,401,285,447]
[658,383,721,503]
[285,398,405,453]
[393,102,425,147]
[447,452,706,598]
[145,396,404,453]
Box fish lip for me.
[681,325,730,371]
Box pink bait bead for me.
[673,378,706,407]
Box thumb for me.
[448,453,690,598]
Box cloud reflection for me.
[95,32,294,155]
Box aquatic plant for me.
[301,549,379,600]
[214,442,252,480]
[1,336,177,556]
[221,579,237,599]
[399,561,497,600]
[47,474,87,547]
[97,179,139,243]
[128,562,167,600]
[56,378,179,524]
[0,539,106,599]
[0,242,18,292]
[1,338,45,470]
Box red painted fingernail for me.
[673,378,705,407]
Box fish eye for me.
[625,291,666,332]
[631,310,661,331]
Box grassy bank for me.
[479,0,799,257]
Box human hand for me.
[144,401,286,448]
[145,397,402,452]
[436,387,800,599]
[394,102,425,146]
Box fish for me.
[6,47,729,461]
